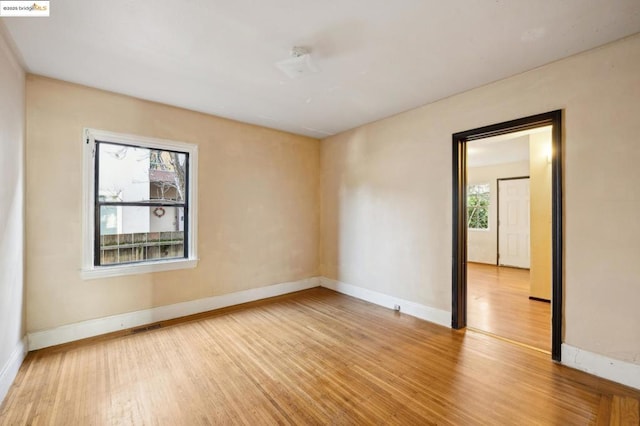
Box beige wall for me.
[321,33,640,364]
[529,132,552,300]
[467,160,530,264]
[26,76,320,332]
[0,24,26,386]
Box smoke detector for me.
[275,46,320,79]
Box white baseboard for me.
[28,277,320,350]
[320,279,640,390]
[320,277,451,328]
[21,277,640,392]
[562,344,640,390]
[0,337,27,405]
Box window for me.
[83,129,198,278]
[467,183,489,230]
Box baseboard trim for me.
[28,277,320,350]
[528,296,551,303]
[0,337,27,405]
[21,279,640,391]
[562,344,640,390]
[320,277,450,328]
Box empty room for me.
[1,1,640,424]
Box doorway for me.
[452,110,562,361]
[465,134,550,352]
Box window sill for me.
[81,258,198,280]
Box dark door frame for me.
[452,110,563,361]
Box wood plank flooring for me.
[2,288,638,425]
[467,262,551,352]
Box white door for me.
[498,178,530,268]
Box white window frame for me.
[82,128,198,279]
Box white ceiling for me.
[3,1,640,138]
[467,126,552,168]
[468,135,529,169]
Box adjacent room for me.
[466,127,553,352]
[1,1,640,424]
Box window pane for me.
[98,142,187,203]
[467,183,490,229]
[99,206,185,265]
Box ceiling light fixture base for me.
[275,46,319,79]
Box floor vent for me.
[131,324,162,334]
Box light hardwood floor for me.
[468,262,551,352]
[1,288,638,425]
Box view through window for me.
[467,183,490,230]
[95,141,189,266]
